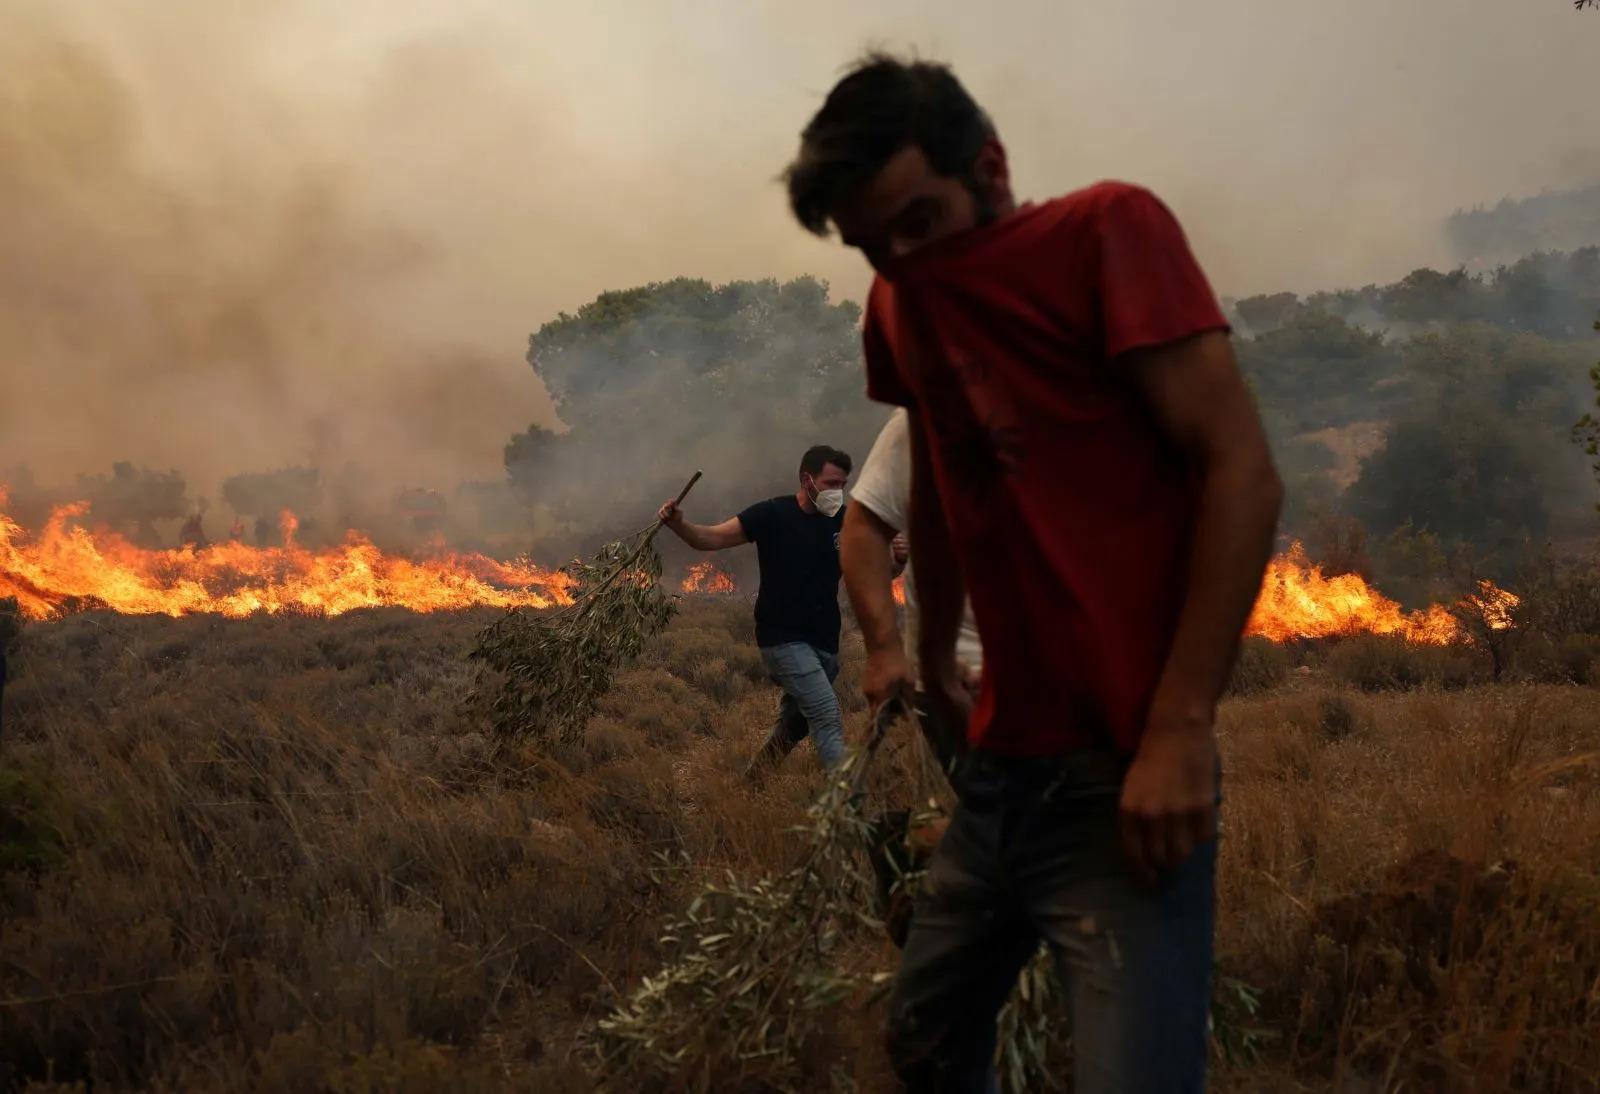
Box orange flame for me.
[4,495,1520,644]
[1,498,574,620]
[891,574,907,606]
[1244,542,1516,645]
[680,560,737,595]
[1461,579,1520,632]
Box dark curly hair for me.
[799,445,852,477]
[784,53,997,236]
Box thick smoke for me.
[0,4,552,507]
[2,0,1597,553]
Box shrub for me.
[1288,855,1600,1089]
[1514,553,1600,639]
[1323,635,1484,691]
[0,762,68,873]
[1228,638,1297,696]
[1513,633,1600,685]
[1313,694,1362,742]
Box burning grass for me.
[1,602,1597,1090]
[1,493,1522,649]
[1,499,577,620]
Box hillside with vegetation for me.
[496,250,1600,600]
[1228,246,1600,602]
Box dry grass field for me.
[1,600,1598,1092]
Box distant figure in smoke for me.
[179,511,209,550]
[658,445,853,777]
[788,55,1283,1092]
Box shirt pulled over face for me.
[862,181,1230,758]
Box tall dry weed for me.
[0,602,1595,1090]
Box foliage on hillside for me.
[1447,183,1600,266]
[1233,247,1600,340]
[498,251,1599,581]
[1233,262,1598,577]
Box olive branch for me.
[592,699,1069,1091]
[471,472,701,743]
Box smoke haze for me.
[3,0,1597,506]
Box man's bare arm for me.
[842,501,909,706]
[842,503,901,656]
[1120,329,1282,882]
[1132,330,1282,721]
[657,500,748,551]
[907,413,967,705]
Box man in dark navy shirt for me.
[659,444,853,776]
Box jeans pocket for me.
[760,642,802,680]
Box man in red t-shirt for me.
[787,56,1282,1092]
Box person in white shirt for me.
[843,407,983,770]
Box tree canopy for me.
[505,276,887,556]
[1232,247,1600,341]
[499,254,1598,578]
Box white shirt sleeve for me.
[849,408,911,532]
[848,408,984,672]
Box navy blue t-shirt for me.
[737,495,845,653]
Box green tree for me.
[71,462,189,546]
[1379,267,1488,325]
[505,277,888,556]
[1570,318,1600,508]
[1232,291,1300,333]
[1235,310,1396,431]
[1346,405,1554,575]
[1391,322,1589,429]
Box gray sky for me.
[3,0,1596,499]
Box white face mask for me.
[806,475,846,518]
[813,488,845,518]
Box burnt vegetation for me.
[1,598,1599,1090]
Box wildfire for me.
[1461,580,1520,632]
[1244,543,1517,645]
[3,496,1522,644]
[680,560,737,595]
[892,574,907,606]
[1,498,574,621]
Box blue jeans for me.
[887,749,1218,1093]
[752,641,845,771]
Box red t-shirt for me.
[863,181,1229,758]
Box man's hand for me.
[890,532,909,567]
[1118,710,1218,886]
[918,656,974,743]
[863,645,915,709]
[657,498,685,527]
